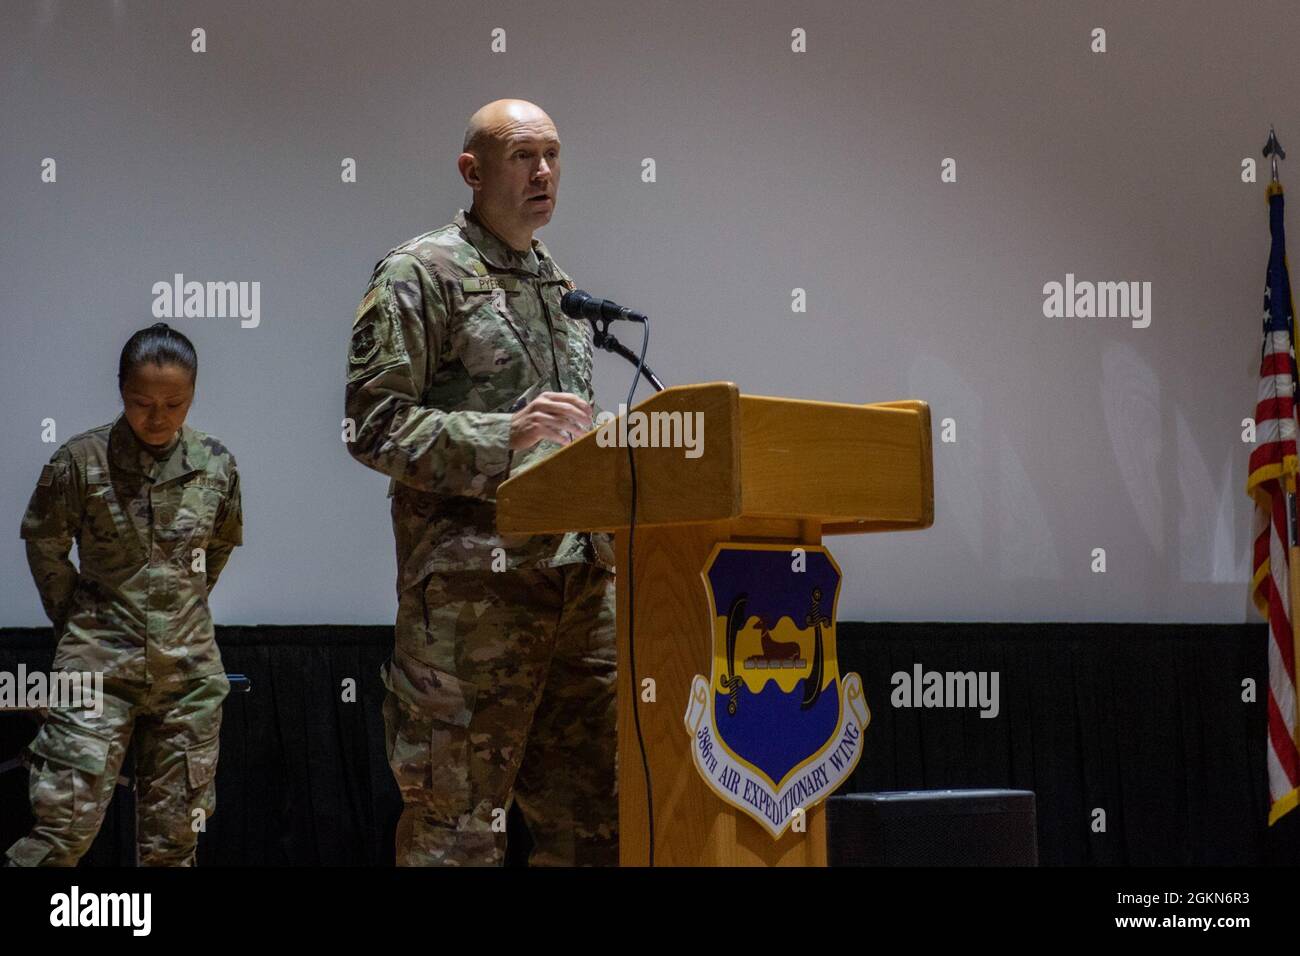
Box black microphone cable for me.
[623,318,654,867]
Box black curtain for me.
[837,622,1294,865]
[1,622,1295,865]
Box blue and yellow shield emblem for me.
[684,543,870,837]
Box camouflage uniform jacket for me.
[346,207,616,589]
[20,415,243,684]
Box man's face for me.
[121,362,194,448]
[476,119,561,240]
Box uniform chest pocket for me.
[162,479,224,548]
[80,475,135,556]
[453,297,537,413]
[455,295,529,382]
[537,277,588,396]
[566,319,595,398]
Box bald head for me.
[462,99,556,156]
[458,98,562,251]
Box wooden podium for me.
[496,382,933,866]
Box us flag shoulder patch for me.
[37,464,54,487]
[354,286,380,323]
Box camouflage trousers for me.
[383,562,618,866]
[4,672,228,867]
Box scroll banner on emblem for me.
[684,543,871,838]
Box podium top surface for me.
[496,381,933,536]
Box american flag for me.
[1248,181,1300,825]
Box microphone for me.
[561,289,648,324]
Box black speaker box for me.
[826,789,1038,866]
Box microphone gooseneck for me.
[562,289,665,393]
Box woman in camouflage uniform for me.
[5,323,243,867]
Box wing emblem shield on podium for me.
[685,543,871,838]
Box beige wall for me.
[0,0,1286,623]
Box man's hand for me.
[510,391,593,451]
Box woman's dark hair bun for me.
[119,324,198,390]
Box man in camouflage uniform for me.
[5,415,242,866]
[345,98,618,866]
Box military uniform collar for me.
[455,208,546,276]
[108,414,207,483]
